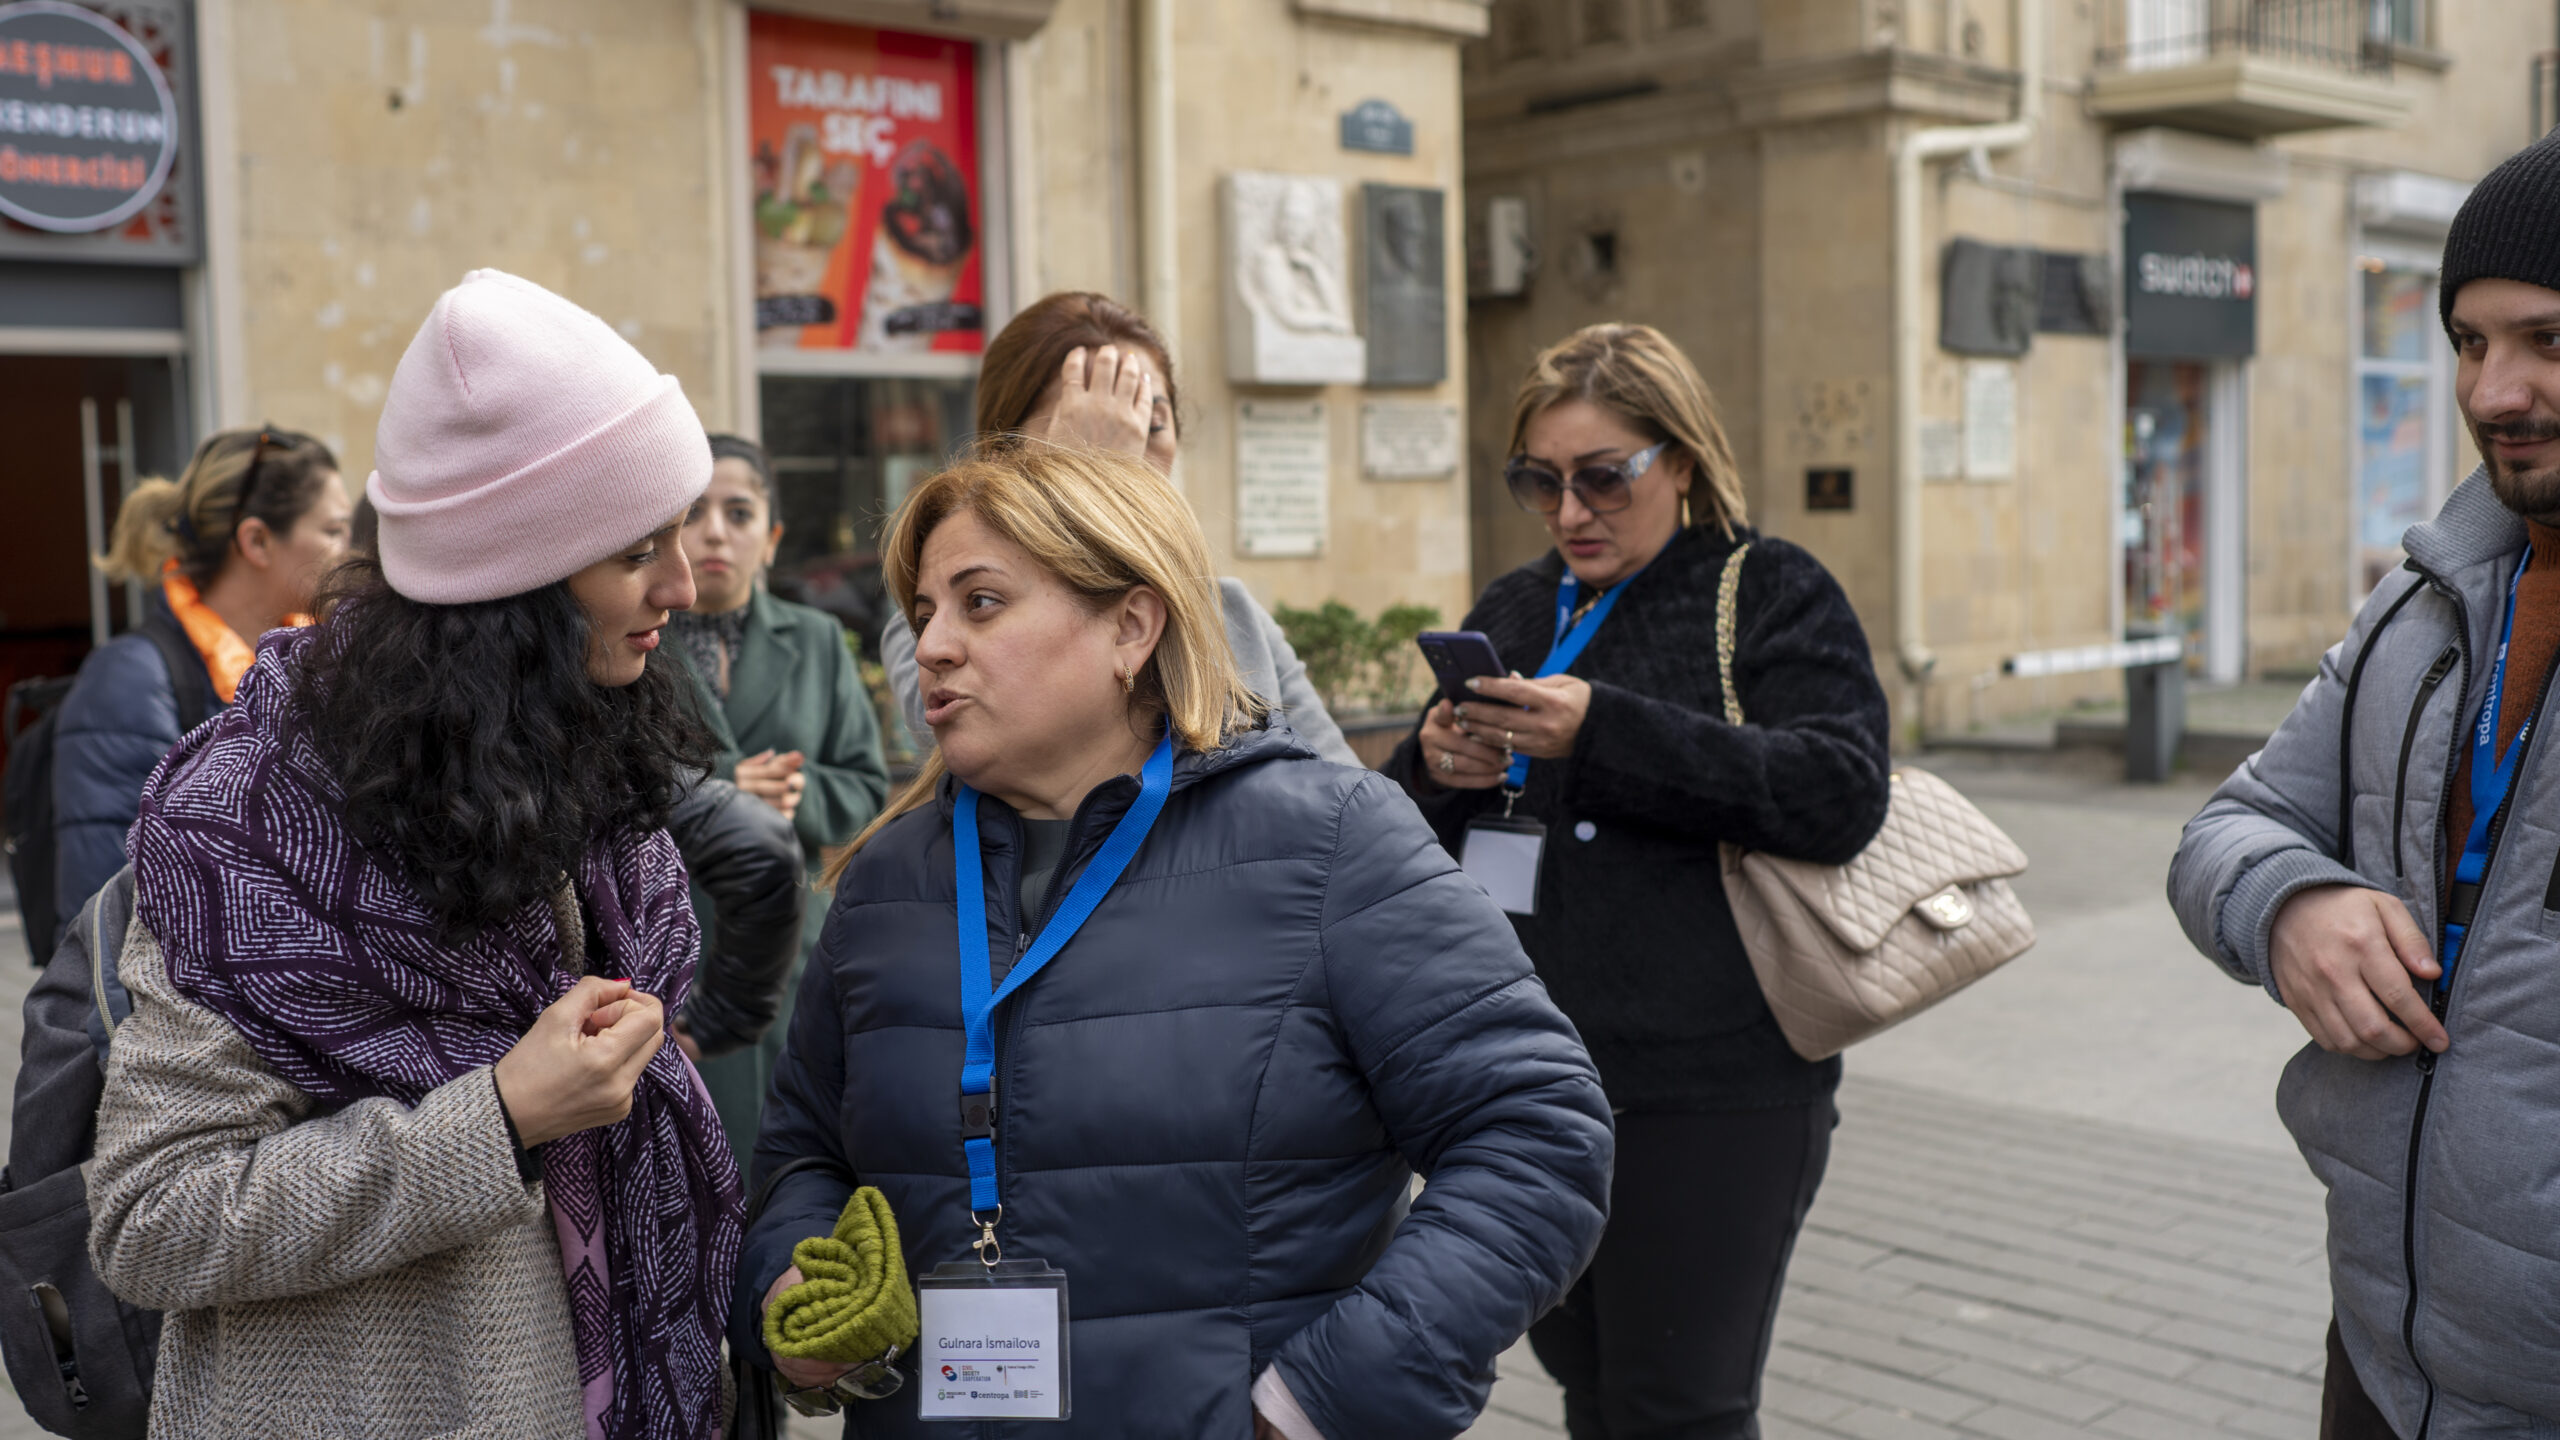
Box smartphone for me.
[1416,630,1509,705]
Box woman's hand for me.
[1034,345,1154,459]
[735,749,807,822]
[763,1265,856,1390]
[492,977,665,1148]
[1415,698,1510,790]
[1458,674,1591,762]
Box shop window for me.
[2371,0,2425,47]
[758,374,974,657]
[2124,362,2211,653]
[2354,256,2449,599]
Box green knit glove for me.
[762,1186,920,1365]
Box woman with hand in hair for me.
[879,291,1356,765]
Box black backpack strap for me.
[2336,564,2430,873]
[136,617,211,735]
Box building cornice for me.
[1292,0,1492,40]
[743,0,1059,42]
[1727,47,2017,128]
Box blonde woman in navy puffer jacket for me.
[736,443,1614,1440]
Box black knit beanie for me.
[2441,128,2560,331]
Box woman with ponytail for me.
[51,426,350,931]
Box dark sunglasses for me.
[1502,442,1667,516]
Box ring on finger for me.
[1438,750,1457,774]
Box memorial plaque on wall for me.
[1363,183,1445,387]
[1361,400,1458,479]
[1236,399,1329,557]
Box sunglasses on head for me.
[1502,442,1667,516]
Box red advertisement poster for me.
[748,12,981,355]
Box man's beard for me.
[2475,414,2560,524]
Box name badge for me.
[1462,816,1546,915]
[917,1260,1071,1422]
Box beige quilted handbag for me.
[1713,545,2035,1061]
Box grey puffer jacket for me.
[2170,468,2560,1436]
[735,720,1613,1439]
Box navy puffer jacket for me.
[736,722,1614,1439]
[52,598,219,925]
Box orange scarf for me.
[160,561,313,704]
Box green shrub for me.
[1272,598,1445,714]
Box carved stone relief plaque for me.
[1362,183,1447,387]
[1225,170,1367,386]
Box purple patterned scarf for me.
[128,629,742,1440]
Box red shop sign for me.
[749,12,983,356]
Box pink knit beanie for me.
[368,269,711,604]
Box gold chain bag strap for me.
[1712,544,2036,1061]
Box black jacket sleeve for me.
[1562,541,1891,863]
[667,776,805,1058]
[729,942,856,1362]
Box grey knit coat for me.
[86,923,585,1439]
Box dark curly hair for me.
[289,557,714,942]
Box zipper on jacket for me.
[2400,570,2471,1440]
[2392,645,2461,876]
[2397,564,2560,1439]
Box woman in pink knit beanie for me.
[90,269,743,1440]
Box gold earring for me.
[1118,663,1135,694]
[1680,490,1693,528]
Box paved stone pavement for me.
[1462,749,2333,1440]
[0,749,2338,1440]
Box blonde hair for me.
[1507,323,1746,536]
[100,426,341,583]
[824,442,1263,882]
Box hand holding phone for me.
[1416,631,1508,706]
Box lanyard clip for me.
[1500,786,1523,820]
[959,1084,996,1140]
[968,1207,1004,1269]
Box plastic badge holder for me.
[916,1259,1072,1422]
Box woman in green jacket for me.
[670,433,889,1167]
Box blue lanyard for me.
[2444,545,2536,977]
[954,733,1174,1219]
[1503,564,1648,790]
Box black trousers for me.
[1528,1100,1835,1440]
[2321,1319,2401,1440]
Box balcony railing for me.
[2096,0,2397,79]
[2090,0,2415,137]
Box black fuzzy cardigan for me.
[1384,525,1892,1111]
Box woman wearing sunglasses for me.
[1384,323,1891,1439]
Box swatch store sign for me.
[2124,193,2255,359]
[0,0,178,236]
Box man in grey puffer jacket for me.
[2171,129,2560,1439]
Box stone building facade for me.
[1461,0,2544,738]
[1,0,1482,711]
